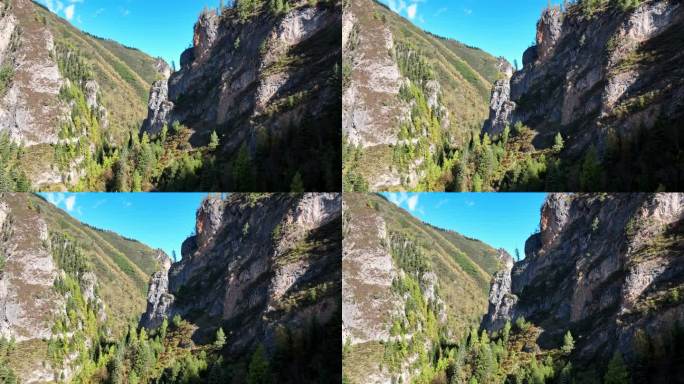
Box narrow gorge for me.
[0,0,341,192]
[0,193,342,383]
[342,193,684,383]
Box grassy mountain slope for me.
[370,193,499,322]
[342,193,502,383]
[378,1,497,116]
[29,193,161,333]
[343,0,503,191]
[32,1,159,140]
[4,1,162,191]
[0,193,162,381]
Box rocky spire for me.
[482,249,517,331]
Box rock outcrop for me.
[483,193,684,368]
[140,250,173,329]
[141,193,341,356]
[481,249,516,331]
[483,60,515,135]
[482,1,684,188]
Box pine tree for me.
[579,145,601,191]
[247,344,271,384]
[290,171,305,192]
[604,351,630,384]
[209,130,220,150]
[160,317,169,339]
[214,327,226,348]
[561,331,574,354]
[553,132,564,153]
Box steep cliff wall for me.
[484,193,684,376]
[484,0,684,190]
[141,193,341,362]
[143,0,342,191]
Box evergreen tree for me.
[232,143,256,191]
[561,331,575,354]
[214,327,226,349]
[209,130,220,150]
[604,351,630,384]
[247,344,271,384]
[553,132,564,153]
[160,317,169,339]
[290,171,305,192]
[579,145,602,191]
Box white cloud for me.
[387,192,407,207]
[434,7,447,16]
[387,192,421,213]
[406,194,419,211]
[44,193,79,214]
[64,4,75,20]
[64,195,76,211]
[387,0,407,13]
[44,0,63,13]
[45,192,65,206]
[407,3,418,19]
[464,8,473,16]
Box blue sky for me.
[383,193,547,260]
[35,0,224,66]
[39,193,208,261]
[379,0,561,66]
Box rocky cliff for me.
[142,0,341,191]
[342,193,502,383]
[0,193,162,383]
[484,0,684,190]
[141,193,341,362]
[0,0,165,190]
[342,0,502,191]
[483,193,684,377]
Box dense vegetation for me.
[40,230,339,383]
[0,133,30,191]
[0,337,18,384]
[86,310,340,384]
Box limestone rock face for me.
[0,0,65,147]
[482,1,684,172]
[142,79,174,135]
[140,250,174,329]
[0,199,61,343]
[483,62,515,136]
[342,206,399,345]
[483,193,684,366]
[195,196,226,250]
[142,2,340,161]
[142,194,341,357]
[193,11,220,63]
[535,6,563,62]
[481,249,516,331]
[154,58,171,79]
